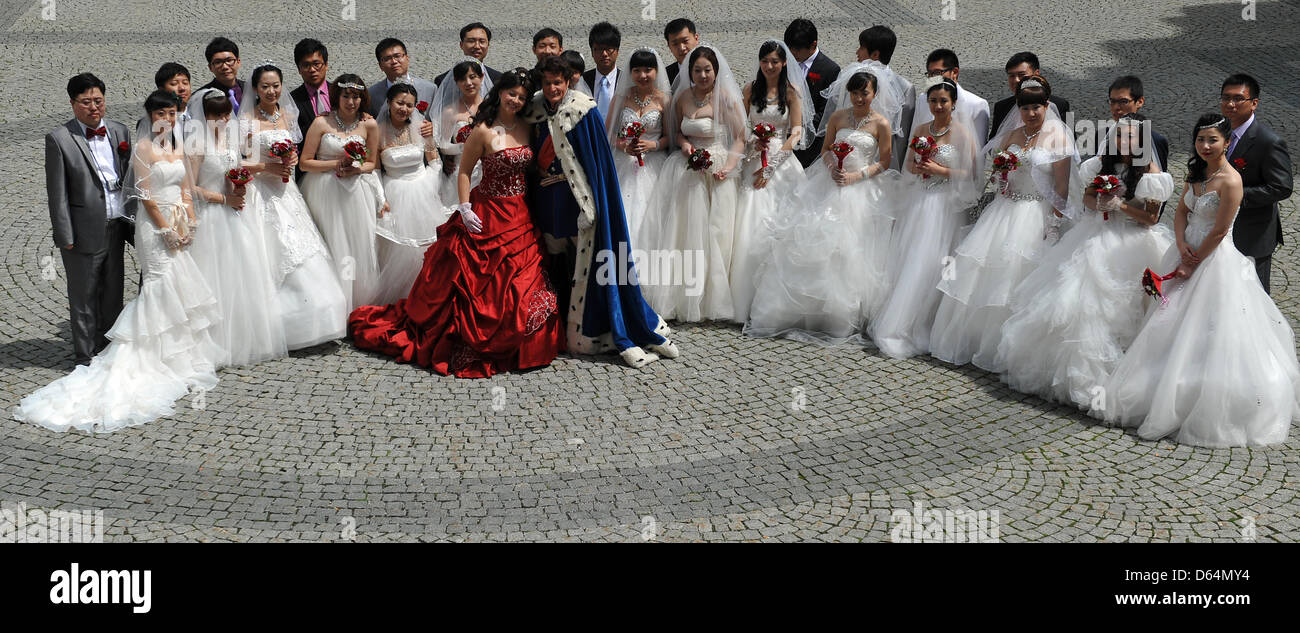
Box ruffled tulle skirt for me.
[614,149,666,250]
[870,183,967,359]
[730,154,806,324]
[301,172,381,310]
[14,237,223,433]
[189,191,288,367]
[637,149,739,322]
[373,168,451,306]
[743,161,895,344]
[929,194,1051,367]
[1096,237,1300,446]
[995,212,1173,408]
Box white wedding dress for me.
[929,144,1053,367]
[248,129,347,349]
[14,158,224,433]
[996,161,1175,409]
[189,144,287,367]
[301,133,384,310]
[373,144,449,305]
[730,102,807,324]
[611,105,667,249]
[1096,185,1300,446]
[870,142,968,358]
[637,115,739,322]
[744,125,894,344]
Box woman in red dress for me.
[349,68,564,377]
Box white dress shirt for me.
[797,49,820,80]
[911,82,990,148]
[78,121,126,221]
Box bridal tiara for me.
[1197,116,1228,129]
[1018,78,1044,90]
[337,82,365,91]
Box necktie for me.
[316,88,331,115]
[1227,130,1240,158]
[597,76,611,116]
[85,126,107,138]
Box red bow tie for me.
[85,126,107,139]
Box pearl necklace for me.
[333,112,359,133]
[258,106,280,124]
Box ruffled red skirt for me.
[349,190,563,378]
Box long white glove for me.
[457,202,482,233]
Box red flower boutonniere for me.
[416,101,429,114]
[117,141,130,153]
[1232,157,1246,171]
[807,71,822,84]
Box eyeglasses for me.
[380,52,407,64]
[924,67,954,77]
[298,60,325,71]
[1107,97,1134,106]
[1218,95,1256,105]
[209,56,238,68]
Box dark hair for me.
[1014,75,1051,107]
[1221,73,1260,100]
[330,73,370,113]
[250,64,283,97]
[783,18,817,49]
[199,90,233,118]
[460,22,492,41]
[628,49,659,71]
[1108,75,1143,101]
[926,77,958,102]
[375,37,406,62]
[688,46,719,79]
[533,28,562,49]
[1101,113,1148,198]
[472,68,532,129]
[560,50,584,76]
[386,82,419,104]
[536,55,570,80]
[294,38,328,65]
[589,22,620,49]
[204,37,238,63]
[144,89,181,114]
[154,62,190,88]
[858,25,896,65]
[1186,113,1232,182]
[1005,51,1040,72]
[453,59,484,82]
[926,48,959,70]
[67,73,106,99]
[751,41,790,115]
[664,18,696,41]
[846,71,878,94]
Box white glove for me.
[161,229,183,250]
[1098,195,1124,215]
[457,202,482,233]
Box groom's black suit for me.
[1229,117,1293,293]
[794,51,840,168]
[45,118,136,363]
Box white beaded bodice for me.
[922,143,957,189]
[832,126,879,172]
[618,106,663,143]
[1183,188,1233,248]
[748,103,790,147]
[998,144,1042,200]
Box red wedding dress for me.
[348,145,563,377]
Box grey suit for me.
[367,76,437,118]
[45,118,136,363]
[890,75,917,171]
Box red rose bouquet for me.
[343,140,367,167]
[753,122,777,169]
[990,150,1020,195]
[454,124,473,144]
[1089,174,1125,220]
[909,135,937,179]
[268,140,295,183]
[829,141,853,170]
[620,121,646,167]
[687,148,713,172]
[416,101,429,114]
[1141,268,1178,305]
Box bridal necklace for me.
[1022,127,1042,146]
[258,106,280,124]
[334,112,360,133]
[632,88,653,108]
[929,120,950,137]
[692,89,712,108]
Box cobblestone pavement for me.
[1,1,1297,542]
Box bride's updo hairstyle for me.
[249,64,282,102]
[1186,113,1232,183]
[629,49,658,71]
[386,82,419,106]
[453,59,483,83]
[688,46,719,79]
[200,90,232,118]
[330,73,370,115]
[845,71,878,95]
[472,67,534,129]
[927,77,958,103]
[1014,75,1051,107]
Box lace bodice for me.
[749,103,790,145]
[251,129,295,185]
[478,145,531,197]
[381,144,426,179]
[1183,187,1233,248]
[618,107,663,142]
[832,126,879,172]
[997,144,1042,200]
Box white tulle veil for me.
[665,42,747,170]
[432,57,494,155]
[906,76,982,206]
[237,61,303,145]
[604,46,671,148]
[752,40,815,151]
[817,60,906,140]
[982,78,1083,219]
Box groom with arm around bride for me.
[45,73,136,365]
